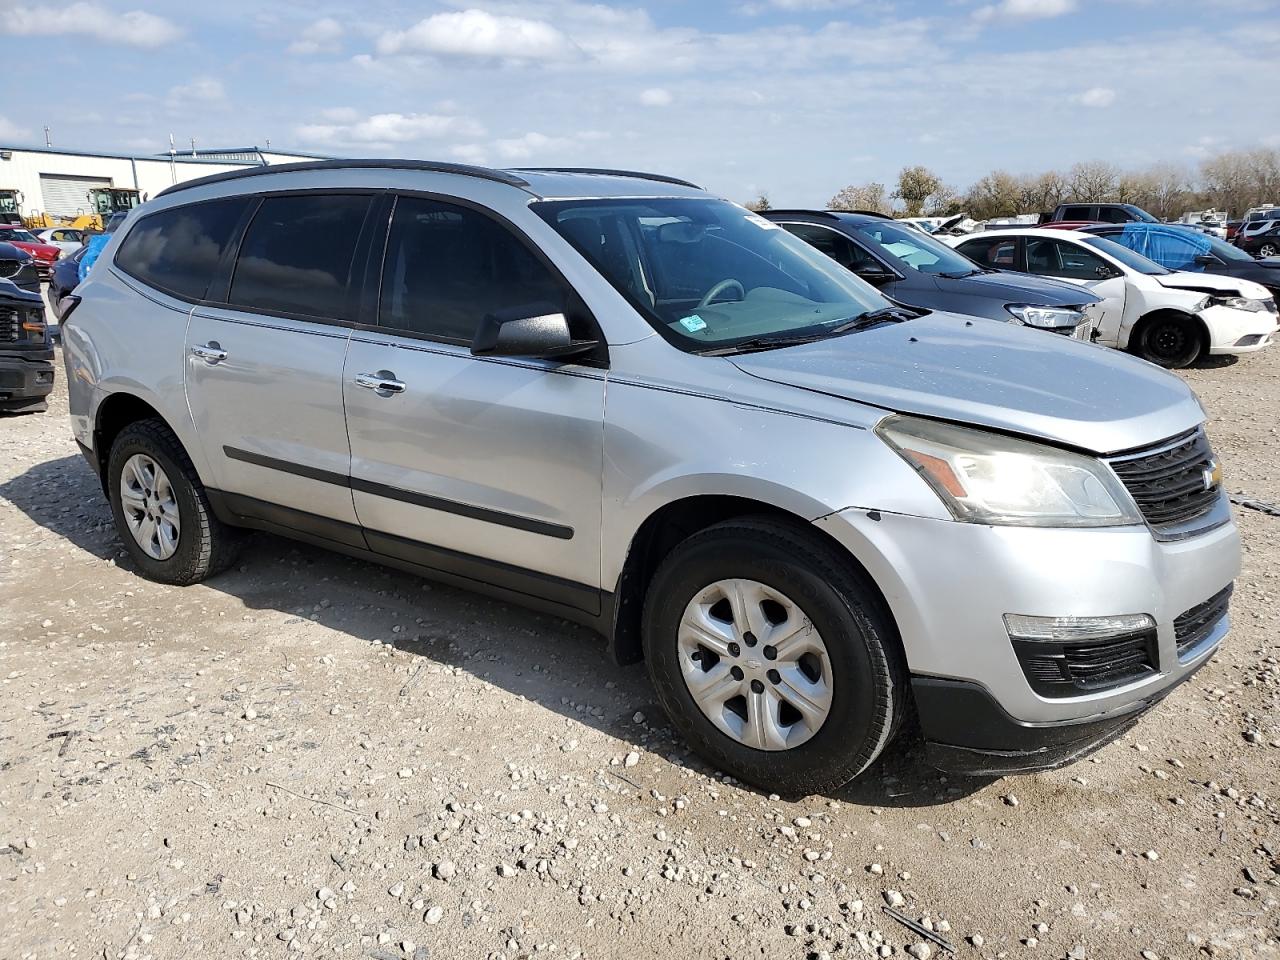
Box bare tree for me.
[924,182,960,216]
[744,193,772,212]
[1068,161,1121,202]
[893,165,943,217]
[964,171,1022,220]
[828,182,892,214]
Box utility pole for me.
[169,133,178,184]
[43,126,51,147]
[190,137,197,158]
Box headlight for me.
[1211,296,1266,312]
[876,415,1143,527]
[1005,303,1087,330]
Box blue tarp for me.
[1116,223,1213,272]
[78,233,111,283]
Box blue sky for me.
[2,0,1278,205]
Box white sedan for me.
[34,227,85,254]
[948,227,1278,367]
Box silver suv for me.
[62,161,1240,794]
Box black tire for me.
[642,517,907,796]
[1132,312,1202,369]
[106,418,243,585]
[1259,243,1278,258]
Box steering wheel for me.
[698,278,745,308]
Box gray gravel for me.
[2,343,1278,959]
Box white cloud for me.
[296,112,485,148]
[739,0,866,12]
[288,17,343,56]
[376,9,576,61]
[492,131,576,161]
[639,87,673,107]
[0,115,30,140]
[0,2,183,47]
[450,143,490,165]
[1074,86,1116,108]
[973,0,1077,23]
[166,78,226,111]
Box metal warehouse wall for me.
[0,150,256,221]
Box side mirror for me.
[471,303,599,360]
[853,263,896,286]
[1193,253,1217,267]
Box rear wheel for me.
[1259,242,1278,258]
[1133,312,1202,368]
[642,517,906,795]
[107,418,243,584]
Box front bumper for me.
[912,668,1206,775]
[1200,304,1278,354]
[814,505,1239,757]
[0,349,55,411]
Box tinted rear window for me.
[114,198,250,300]
[228,194,370,319]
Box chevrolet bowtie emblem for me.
[1203,459,1222,492]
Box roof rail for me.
[759,209,841,219]
[511,167,701,190]
[156,158,530,198]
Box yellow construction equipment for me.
[0,188,23,227]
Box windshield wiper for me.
[938,268,982,279]
[697,333,830,356]
[828,307,915,333]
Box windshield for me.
[850,220,981,276]
[0,227,37,243]
[1125,205,1161,224]
[0,196,16,213]
[533,198,900,352]
[1202,233,1253,262]
[1081,236,1170,275]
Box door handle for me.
[353,371,406,395]
[191,341,227,364]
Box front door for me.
[342,194,606,613]
[185,192,375,538]
[1024,236,1127,345]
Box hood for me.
[934,269,1100,307]
[10,240,60,259]
[729,313,1203,454]
[1155,271,1271,300]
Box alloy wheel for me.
[677,578,833,751]
[119,453,181,560]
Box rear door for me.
[341,192,606,612]
[184,191,376,540]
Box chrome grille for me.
[1108,428,1220,531]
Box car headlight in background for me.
[1005,303,1088,330]
[877,415,1143,527]
[1210,296,1267,312]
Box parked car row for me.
[60,160,1244,793]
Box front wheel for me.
[1133,313,1202,368]
[642,517,907,795]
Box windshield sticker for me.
[745,214,781,230]
[678,314,708,333]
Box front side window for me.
[114,197,251,300]
[1080,236,1170,275]
[1025,238,1109,280]
[534,198,898,352]
[228,194,370,318]
[379,196,567,342]
[851,221,983,276]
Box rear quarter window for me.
[114,198,251,301]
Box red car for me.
[0,226,60,279]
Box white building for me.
[0,145,330,221]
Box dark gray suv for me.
[765,210,1101,338]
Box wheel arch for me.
[605,493,899,667]
[1126,307,1209,357]
[92,391,184,493]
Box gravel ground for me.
[2,336,1278,960]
